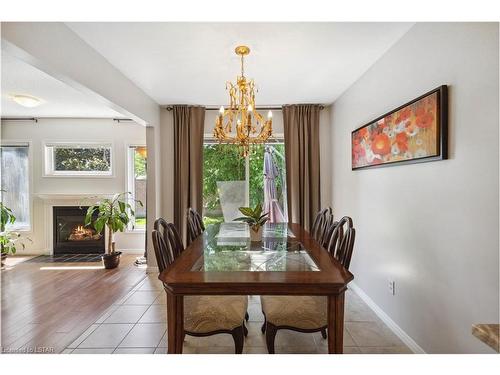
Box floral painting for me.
[352,87,447,170]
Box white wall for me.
[1,118,146,254]
[330,23,499,353]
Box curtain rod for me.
[1,117,38,122]
[165,105,325,111]
[1,117,133,122]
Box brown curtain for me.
[173,105,205,244]
[282,104,321,231]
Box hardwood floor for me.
[1,254,146,354]
[1,255,413,355]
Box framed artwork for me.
[351,85,448,170]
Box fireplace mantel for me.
[36,193,115,201]
[38,194,114,254]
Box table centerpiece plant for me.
[234,203,269,242]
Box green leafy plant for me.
[84,192,143,254]
[1,195,31,256]
[234,203,269,232]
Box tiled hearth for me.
[63,274,412,354]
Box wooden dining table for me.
[158,222,354,354]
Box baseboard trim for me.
[349,282,426,354]
[146,266,159,274]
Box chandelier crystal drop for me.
[213,45,273,157]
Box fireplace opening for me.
[53,206,105,254]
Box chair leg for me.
[265,322,278,354]
[231,325,245,354]
[243,322,248,337]
[321,328,327,339]
[245,311,249,321]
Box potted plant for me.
[234,203,269,242]
[84,192,142,269]
[1,199,31,268]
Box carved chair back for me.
[325,216,356,270]
[187,208,205,245]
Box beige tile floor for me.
[64,274,412,354]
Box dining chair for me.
[152,218,249,354]
[311,208,328,240]
[319,213,335,248]
[326,216,356,270]
[154,218,184,259]
[311,207,334,246]
[187,208,205,246]
[260,216,356,354]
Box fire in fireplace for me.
[53,206,105,254]
[68,225,102,241]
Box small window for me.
[1,144,31,230]
[127,146,147,230]
[45,143,113,176]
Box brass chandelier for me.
[213,45,273,157]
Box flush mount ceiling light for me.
[10,94,43,108]
[213,45,273,157]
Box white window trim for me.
[125,143,146,233]
[43,140,114,178]
[0,140,33,232]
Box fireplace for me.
[53,206,105,254]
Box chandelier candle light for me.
[213,45,273,157]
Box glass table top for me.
[191,223,320,272]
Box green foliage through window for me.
[134,150,147,178]
[203,144,245,212]
[54,146,111,171]
[202,142,286,225]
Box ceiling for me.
[1,52,122,118]
[67,22,414,106]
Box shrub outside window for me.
[127,145,147,230]
[45,142,113,176]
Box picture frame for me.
[351,85,448,170]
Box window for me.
[202,141,287,225]
[127,146,147,230]
[1,144,31,230]
[203,143,246,225]
[44,142,112,176]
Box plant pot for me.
[250,226,263,242]
[1,253,7,268]
[102,251,122,269]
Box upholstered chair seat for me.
[260,295,326,330]
[152,217,249,353]
[185,295,249,333]
[260,215,356,354]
